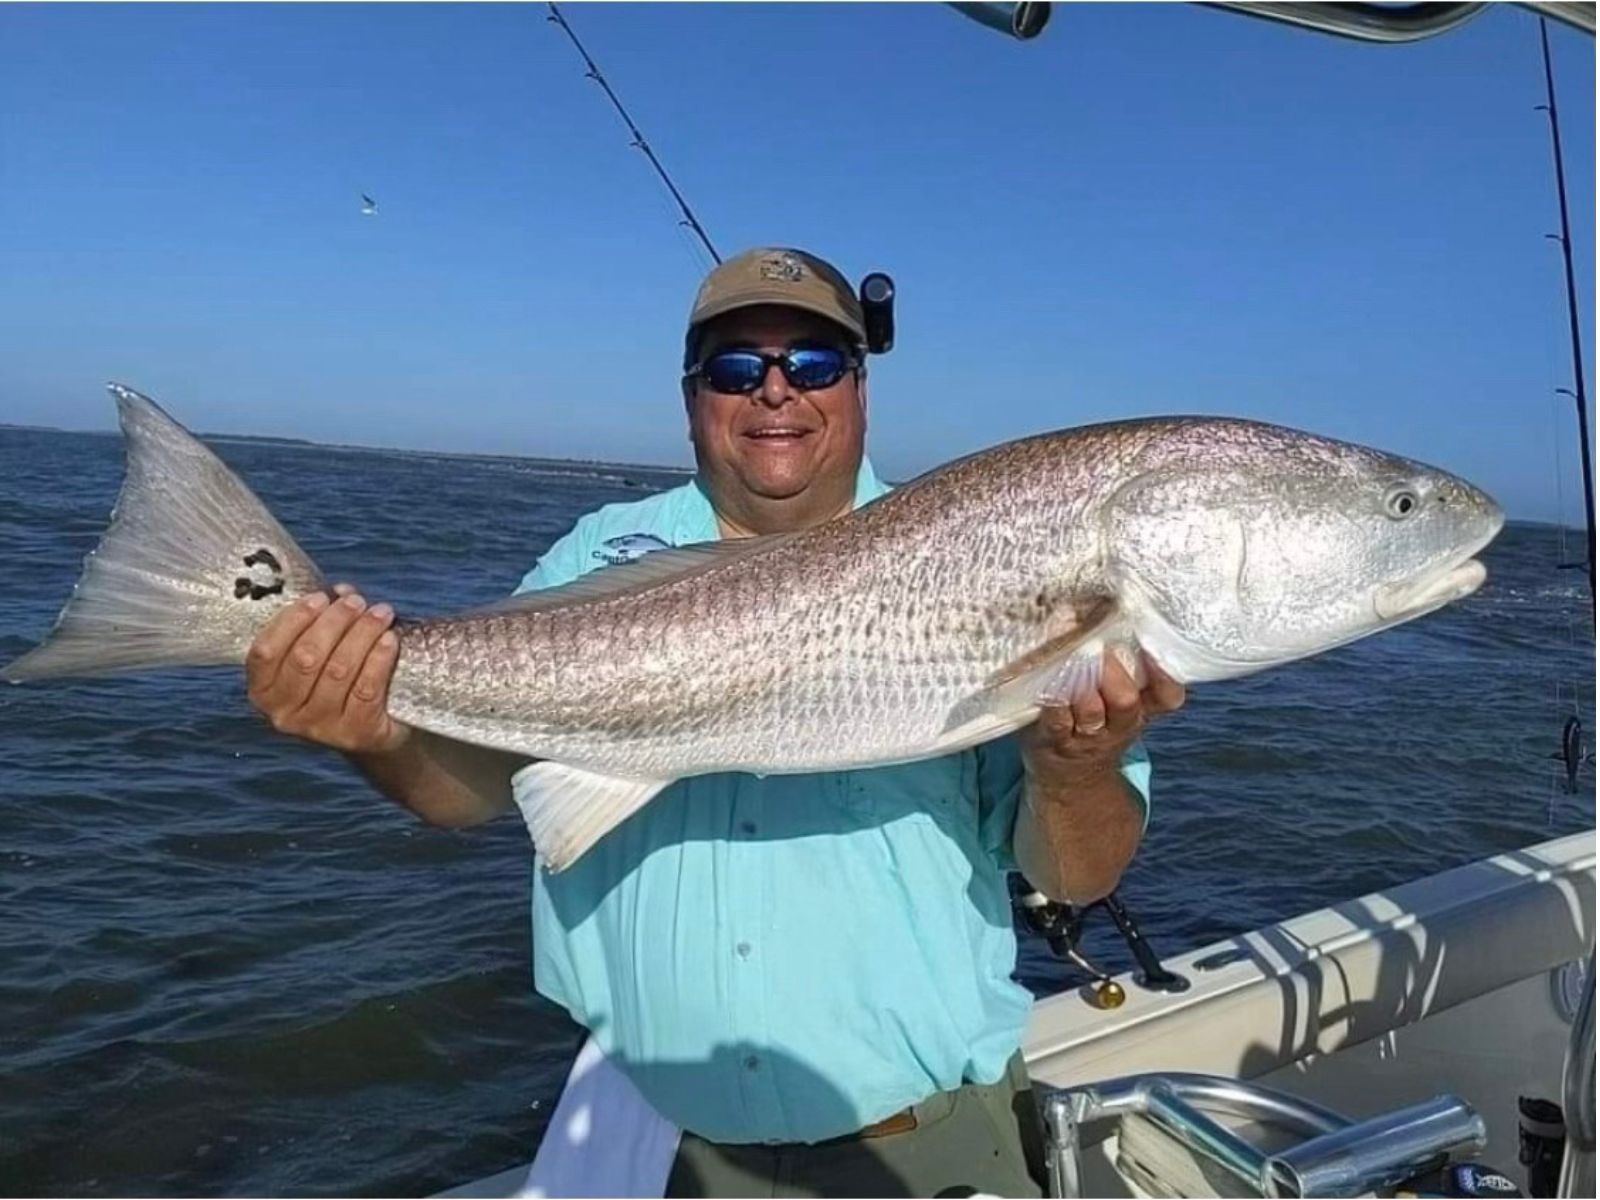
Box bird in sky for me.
[360,193,378,216]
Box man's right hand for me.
[246,582,409,754]
[247,581,522,828]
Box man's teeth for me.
[749,429,805,438]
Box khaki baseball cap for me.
[684,247,866,367]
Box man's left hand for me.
[1020,652,1186,783]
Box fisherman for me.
[242,246,1186,1197]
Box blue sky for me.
[0,2,1593,520]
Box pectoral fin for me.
[945,598,1140,734]
[512,762,671,871]
[985,597,1121,697]
[1033,650,1111,707]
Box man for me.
[244,247,1184,1197]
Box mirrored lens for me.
[785,348,848,390]
[702,352,767,394]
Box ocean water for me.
[0,424,1592,1197]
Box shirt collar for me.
[678,456,889,544]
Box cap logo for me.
[757,252,806,284]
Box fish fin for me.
[923,710,1042,757]
[3,384,323,682]
[1021,623,1148,709]
[512,761,671,871]
[943,599,1139,734]
[1032,653,1104,707]
[979,598,1132,700]
[469,537,797,618]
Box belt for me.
[842,1066,1015,1141]
[854,1107,919,1139]
[770,1105,920,1151]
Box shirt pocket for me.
[835,754,978,831]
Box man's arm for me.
[348,728,526,828]
[1012,653,1184,905]
[245,584,524,828]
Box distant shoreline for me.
[0,420,694,480]
[0,421,1578,528]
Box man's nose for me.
[753,363,797,409]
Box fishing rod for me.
[542,4,904,351]
[1536,15,1595,608]
[545,3,721,265]
[1532,15,1594,812]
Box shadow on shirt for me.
[534,754,1022,931]
[569,1042,1039,1199]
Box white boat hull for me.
[1029,832,1594,1196]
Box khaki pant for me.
[664,1054,1047,1199]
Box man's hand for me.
[246,582,408,754]
[1012,651,1186,905]
[1020,652,1186,785]
[246,582,521,829]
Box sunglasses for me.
[686,346,859,395]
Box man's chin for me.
[742,475,814,502]
[735,457,821,502]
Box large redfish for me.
[3,385,1502,868]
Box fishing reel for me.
[1554,715,1590,794]
[1011,876,1190,1009]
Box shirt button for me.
[735,941,752,959]
[743,1055,760,1072]
[739,821,757,835]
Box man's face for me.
[685,305,867,508]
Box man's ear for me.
[682,378,699,444]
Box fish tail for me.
[1,384,325,683]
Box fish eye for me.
[1384,487,1420,519]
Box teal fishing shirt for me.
[513,460,1153,1145]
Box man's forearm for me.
[1013,761,1144,906]
[349,729,528,828]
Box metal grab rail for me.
[1042,1072,1486,1198]
[1264,1097,1488,1198]
[946,2,1596,42]
[1043,1073,1347,1197]
[1201,2,1493,43]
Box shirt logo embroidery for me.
[593,533,672,566]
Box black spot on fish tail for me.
[236,547,287,601]
[233,576,285,602]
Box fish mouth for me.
[1373,502,1503,623]
[1374,557,1488,621]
